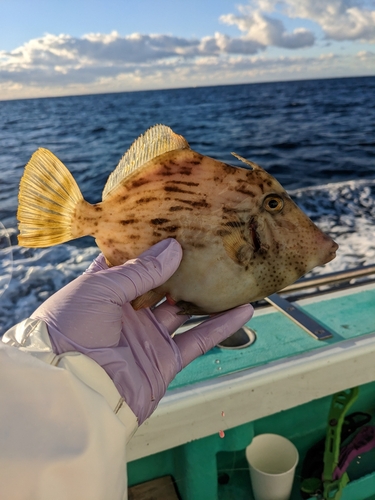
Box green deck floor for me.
[169,283,375,390]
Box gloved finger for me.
[152,301,190,335]
[84,253,108,274]
[173,304,254,368]
[85,238,183,306]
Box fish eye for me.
[263,195,284,213]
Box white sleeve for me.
[0,337,134,500]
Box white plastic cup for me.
[245,434,299,500]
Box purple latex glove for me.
[31,239,254,424]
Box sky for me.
[0,0,375,100]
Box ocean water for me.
[0,76,374,334]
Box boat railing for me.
[280,264,375,294]
[183,264,375,342]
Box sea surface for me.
[0,76,374,334]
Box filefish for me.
[17,125,338,314]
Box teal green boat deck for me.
[170,283,375,389]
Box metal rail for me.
[262,265,375,340]
[182,264,375,341]
[280,264,375,293]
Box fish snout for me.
[318,232,339,265]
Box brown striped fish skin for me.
[17,126,338,315]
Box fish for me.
[17,124,338,315]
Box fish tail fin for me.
[17,148,84,247]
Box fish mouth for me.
[324,240,339,264]
[249,219,261,252]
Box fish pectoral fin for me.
[131,289,165,310]
[221,227,252,266]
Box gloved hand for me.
[32,239,254,424]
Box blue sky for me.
[1,0,374,100]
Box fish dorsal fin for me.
[231,152,262,170]
[102,124,190,199]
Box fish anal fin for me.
[175,300,211,315]
[131,289,165,310]
[103,124,190,200]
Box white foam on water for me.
[290,178,375,276]
[0,234,99,334]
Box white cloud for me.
[240,0,375,42]
[221,9,315,49]
[0,30,267,92]
[0,1,374,100]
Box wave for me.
[290,178,375,275]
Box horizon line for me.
[1,73,374,104]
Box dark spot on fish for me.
[225,221,245,228]
[120,195,128,202]
[151,218,170,225]
[166,180,199,187]
[222,164,235,174]
[94,221,98,226]
[191,242,206,249]
[153,231,162,237]
[162,225,179,233]
[235,187,256,197]
[222,206,253,214]
[179,167,192,176]
[164,186,195,194]
[94,205,102,212]
[217,229,231,237]
[266,180,272,187]
[169,205,193,212]
[161,164,173,176]
[214,176,221,181]
[132,178,149,188]
[258,183,264,193]
[137,197,157,203]
[120,219,137,225]
[128,234,140,240]
[176,198,210,208]
[188,160,201,165]
[245,265,249,271]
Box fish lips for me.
[324,239,339,264]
